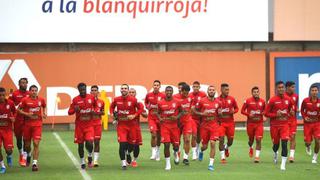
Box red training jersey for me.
[68,94,95,127]
[196,97,220,126]
[110,95,143,122]
[175,94,193,123]
[241,97,266,123]
[189,91,207,120]
[144,91,165,119]
[285,92,299,121]
[19,96,46,126]
[216,95,239,123]
[92,98,105,126]
[9,90,30,121]
[0,99,16,129]
[300,97,320,123]
[157,98,181,124]
[265,95,294,126]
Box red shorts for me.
[192,118,200,135]
[136,125,143,145]
[247,122,264,140]
[161,122,180,146]
[74,124,94,144]
[304,122,320,144]
[0,128,14,150]
[180,120,193,135]
[288,119,297,137]
[117,121,137,144]
[93,124,102,140]
[200,122,219,145]
[14,118,24,138]
[148,117,160,134]
[23,124,42,141]
[270,125,289,144]
[219,122,235,138]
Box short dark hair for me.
[285,81,295,87]
[18,78,28,84]
[276,81,284,87]
[91,85,99,90]
[0,87,5,93]
[181,83,190,92]
[310,85,319,90]
[165,86,173,91]
[251,86,259,92]
[178,82,187,86]
[221,83,229,88]
[29,85,38,91]
[153,80,161,84]
[121,84,129,89]
[193,81,200,85]
[77,82,86,89]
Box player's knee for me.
[210,141,216,148]
[173,146,179,152]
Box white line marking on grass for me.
[53,132,92,180]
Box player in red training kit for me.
[156,86,182,170]
[265,81,294,171]
[284,81,299,163]
[175,83,193,165]
[193,85,220,171]
[300,85,320,164]
[0,87,16,174]
[9,78,30,166]
[144,80,165,161]
[110,84,143,170]
[68,83,95,169]
[90,85,105,167]
[217,83,238,163]
[128,88,148,167]
[189,81,206,160]
[18,85,46,172]
[241,86,265,163]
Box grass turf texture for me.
[1,130,319,180]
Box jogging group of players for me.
[0,79,319,174]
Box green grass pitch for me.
[1,130,319,180]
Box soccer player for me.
[173,82,187,99]
[156,86,182,170]
[18,85,46,171]
[0,87,16,174]
[285,81,299,163]
[110,84,143,170]
[175,83,193,165]
[128,88,148,167]
[241,86,266,163]
[68,83,95,169]
[217,83,238,163]
[193,85,220,171]
[90,85,105,167]
[9,78,30,166]
[144,80,165,161]
[300,85,320,164]
[265,81,294,170]
[189,81,206,160]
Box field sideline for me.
[1,130,319,180]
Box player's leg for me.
[247,123,254,158]
[132,126,142,167]
[0,147,5,174]
[155,122,161,161]
[224,123,235,158]
[182,121,192,165]
[191,120,198,160]
[270,126,280,164]
[78,143,85,169]
[172,127,181,166]
[289,121,297,163]
[304,123,312,156]
[75,125,86,169]
[199,127,209,161]
[149,119,158,160]
[208,140,216,171]
[93,125,102,167]
[85,126,94,168]
[164,142,171,170]
[280,126,289,170]
[2,129,13,167]
[31,139,40,171]
[218,124,226,163]
[312,138,320,163]
[14,121,25,166]
[23,125,32,167]
[254,124,263,163]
